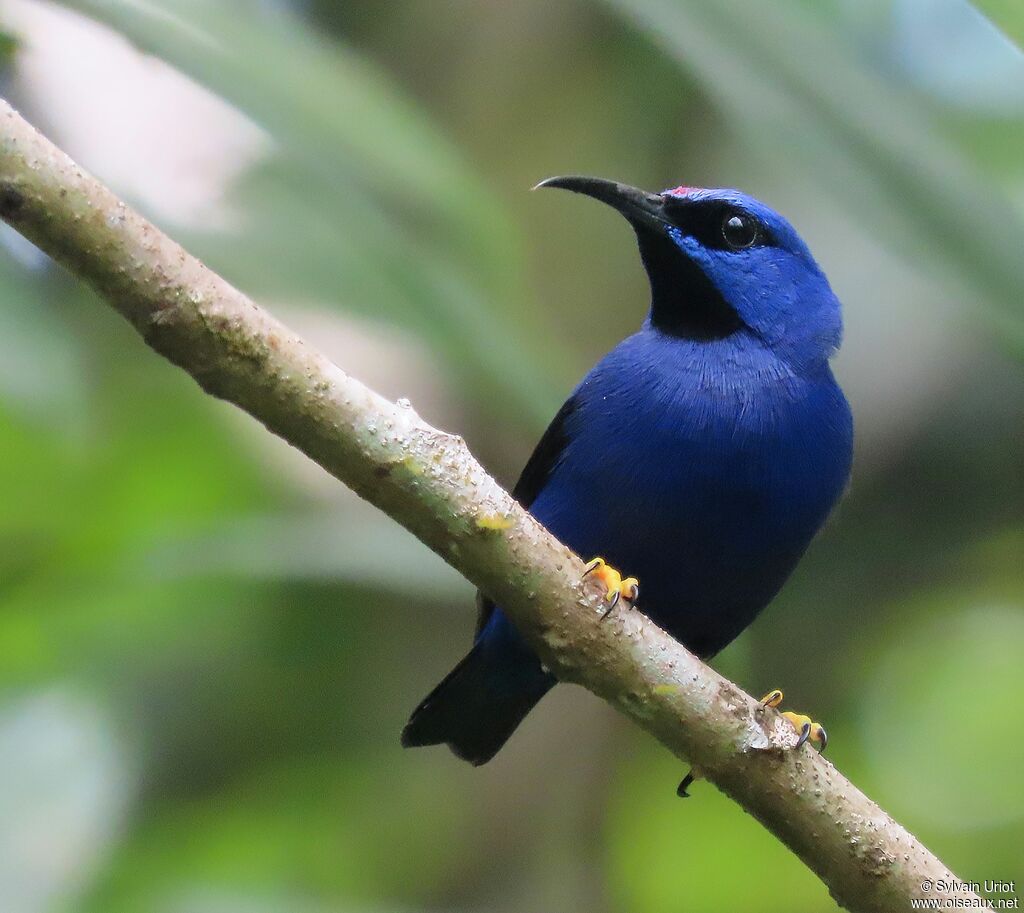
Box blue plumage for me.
[402,178,853,764]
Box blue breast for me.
[527,328,852,657]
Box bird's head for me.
[536,176,842,368]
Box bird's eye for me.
[721,212,758,250]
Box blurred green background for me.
[1,1,1023,911]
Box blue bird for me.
[402,176,853,768]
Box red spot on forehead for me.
[666,185,700,197]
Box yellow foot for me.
[760,689,828,751]
[582,557,639,619]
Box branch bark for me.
[0,98,982,913]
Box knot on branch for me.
[0,181,25,218]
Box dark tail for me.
[401,640,554,766]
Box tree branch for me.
[0,98,981,913]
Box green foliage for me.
[604,0,1024,350]
[976,1,1024,48]
[609,750,832,911]
[59,0,562,426]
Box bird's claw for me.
[782,712,828,751]
[760,689,828,752]
[676,764,703,798]
[582,557,639,619]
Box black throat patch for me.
[635,229,744,341]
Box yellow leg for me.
[760,689,828,751]
[582,557,640,617]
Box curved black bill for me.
[534,175,665,230]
